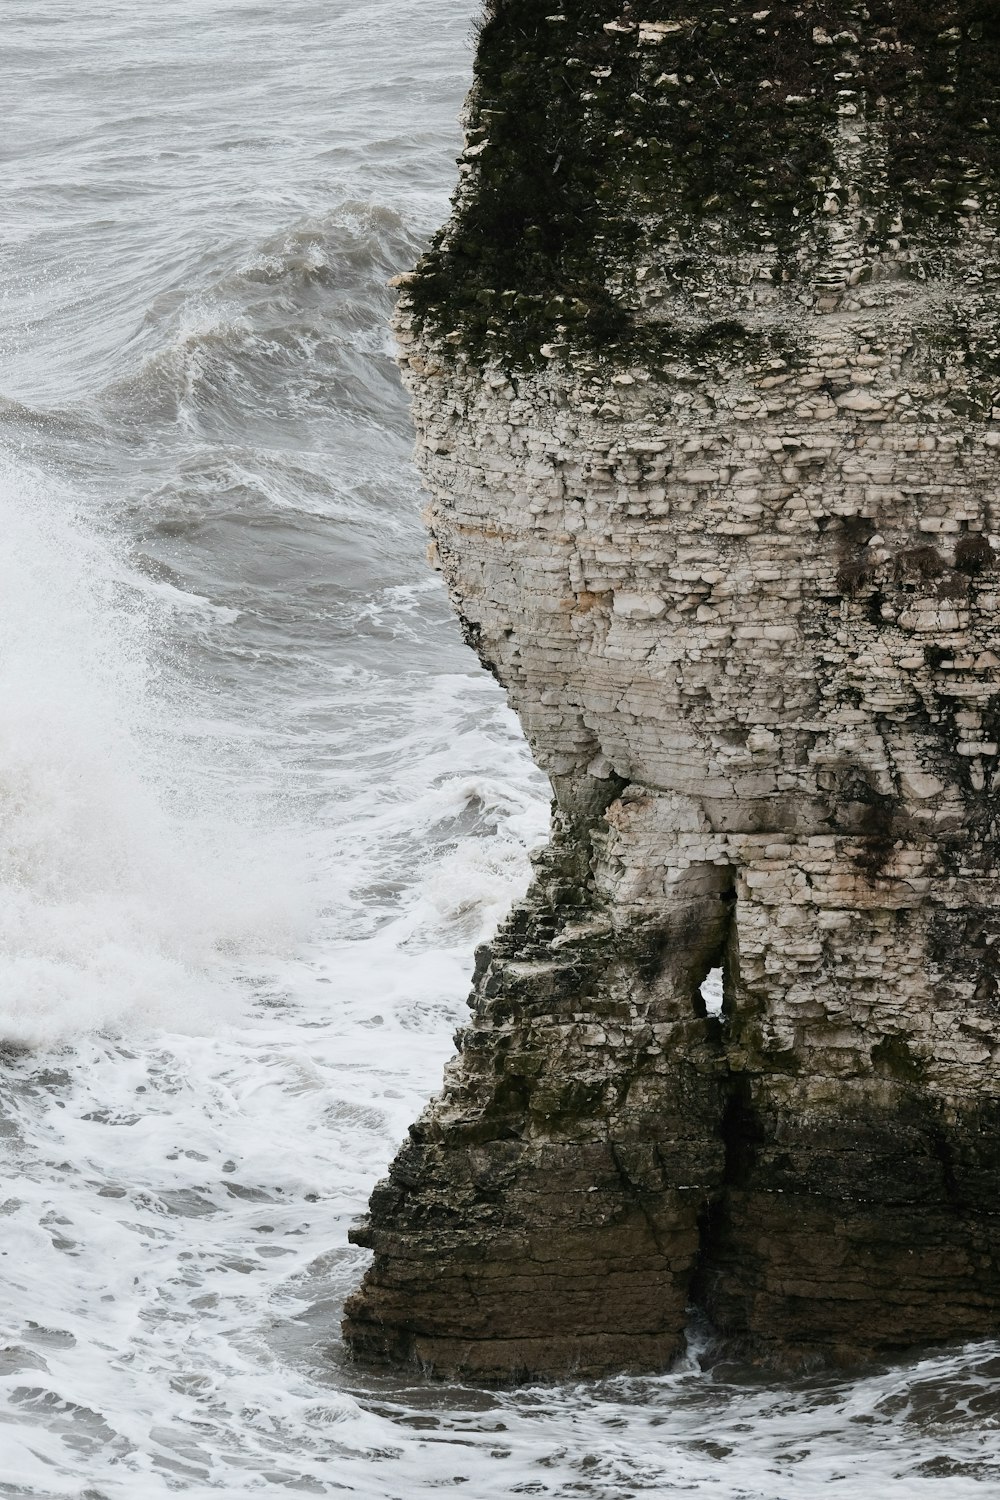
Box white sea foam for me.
[0,462,306,1046]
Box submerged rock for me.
[344,2,1000,1378]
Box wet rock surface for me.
[343,2,1000,1378]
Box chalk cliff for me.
[343,2,1000,1378]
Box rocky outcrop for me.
[343,2,1000,1379]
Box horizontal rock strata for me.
[343,2,1000,1378]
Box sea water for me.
[0,2,997,1494]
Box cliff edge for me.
[343,1,1000,1378]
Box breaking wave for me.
[0,460,307,1047]
[94,205,423,438]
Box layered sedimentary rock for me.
[343,3,1000,1378]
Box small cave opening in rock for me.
[689,867,736,1027]
[700,966,725,1020]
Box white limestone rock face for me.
[344,6,1000,1379]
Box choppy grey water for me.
[0,2,998,1495]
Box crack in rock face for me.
[343,2,1000,1380]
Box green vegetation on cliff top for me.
[405,1,1000,367]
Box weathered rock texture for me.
[343,1,1000,1379]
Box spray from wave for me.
[0,460,307,1046]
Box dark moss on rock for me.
[405,1,1000,366]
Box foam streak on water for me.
[0,1,997,1495]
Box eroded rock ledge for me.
[343,2,1000,1379]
